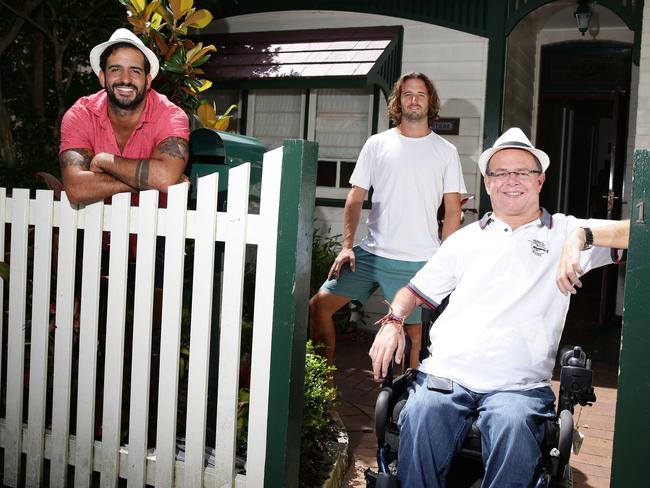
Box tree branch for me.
[0,0,50,48]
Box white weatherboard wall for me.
[211,10,488,209]
[211,10,488,323]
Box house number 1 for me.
[636,200,645,224]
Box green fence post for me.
[264,139,318,487]
[611,149,650,487]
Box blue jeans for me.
[397,372,555,488]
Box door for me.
[536,42,631,325]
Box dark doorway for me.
[536,41,631,325]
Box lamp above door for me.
[575,0,593,35]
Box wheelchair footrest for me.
[365,468,400,488]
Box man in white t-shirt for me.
[309,72,467,367]
[368,127,630,487]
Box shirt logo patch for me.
[530,239,549,256]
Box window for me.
[247,89,303,151]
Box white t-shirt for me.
[408,211,617,393]
[349,128,467,262]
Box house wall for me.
[210,10,489,323]
[210,10,488,210]
[634,0,650,152]
[503,14,542,136]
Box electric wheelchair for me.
[364,336,596,488]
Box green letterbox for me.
[188,127,266,209]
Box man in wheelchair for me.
[367,127,630,487]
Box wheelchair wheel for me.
[558,465,573,488]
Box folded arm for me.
[60,136,189,205]
[90,136,189,193]
[369,287,422,380]
[556,220,630,295]
[59,148,136,204]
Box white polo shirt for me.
[409,209,617,393]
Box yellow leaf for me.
[131,0,145,13]
[155,3,172,25]
[180,0,193,17]
[213,117,230,131]
[196,79,212,92]
[181,8,213,29]
[188,44,217,65]
[150,12,163,30]
[197,102,217,127]
[144,0,161,20]
[185,42,203,65]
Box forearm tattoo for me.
[59,148,93,170]
[158,136,188,160]
[135,159,150,190]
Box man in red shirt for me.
[59,28,190,204]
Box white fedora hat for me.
[477,127,549,176]
[89,28,159,79]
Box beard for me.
[402,107,428,123]
[106,82,147,110]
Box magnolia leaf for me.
[197,102,217,127]
[185,42,203,65]
[183,7,195,22]
[155,3,172,25]
[131,0,145,14]
[180,85,195,95]
[178,26,188,35]
[150,13,164,33]
[181,9,213,29]
[168,44,186,65]
[213,116,230,131]
[195,79,212,92]
[169,0,182,19]
[169,0,193,20]
[165,42,179,60]
[0,262,8,281]
[188,45,217,65]
[163,61,185,73]
[144,0,162,21]
[190,54,210,68]
[180,0,193,17]
[193,68,205,75]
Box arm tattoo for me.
[135,159,150,190]
[157,136,188,159]
[59,148,93,170]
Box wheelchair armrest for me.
[558,345,597,412]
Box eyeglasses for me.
[486,170,542,180]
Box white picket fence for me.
[0,147,289,487]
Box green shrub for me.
[234,340,338,486]
[299,340,338,486]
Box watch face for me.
[583,227,593,250]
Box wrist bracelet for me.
[582,227,593,250]
[374,300,406,331]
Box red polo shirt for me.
[59,89,190,207]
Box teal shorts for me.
[320,246,426,324]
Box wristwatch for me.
[581,227,593,250]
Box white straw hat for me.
[89,28,159,79]
[477,127,550,176]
